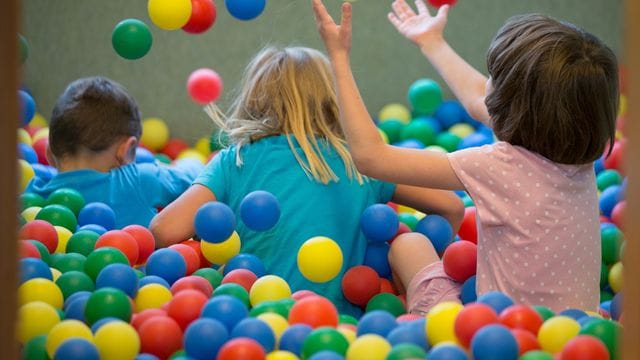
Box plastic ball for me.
[250,275,291,306]
[23,335,49,360]
[20,258,52,283]
[20,219,58,253]
[360,204,399,243]
[363,242,391,278]
[407,78,442,116]
[357,310,398,337]
[200,230,241,265]
[47,188,85,216]
[141,117,170,151]
[31,137,49,165]
[477,291,515,314]
[257,312,289,345]
[453,302,499,348]
[435,132,461,153]
[599,185,621,218]
[19,90,36,126]
[289,296,338,328]
[434,100,465,129]
[17,159,33,189]
[171,275,214,297]
[65,230,99,256]
[94,321,140,360]
[146,248,187,284]
[168,243,200,275]
[457,131,493,149]
[427,0,458,7]
[84,247,129,281]
[415,214,453,255]
[187,68,223,104]
[378,103,411,123]
[499,304,544,334]
[428,344,468,360]
[17,301,61,344]
[35,204,77,232]
[610,292,622,321]
[136,283,174,310]
[53,338,99,360]
[267,350,299,360]
[183,0,217,33]
[165,289,208,331]
[55,270,94,299]
[217,337,266,360]
[297,236,343,283]
[578,318,621,359]
[78,224,107,235]
[426,301,464,346]
[95,230,139,266]
[19,143,38,164]
[365,292,406,317]
[470,324,519,360]
[537,316,580,353]
[346,334,391,360]
[96,263,139,297]
[608,261,623,293]
[511,328,541,356]
[442,240,477,282]
[279,324,313,356]
[610,201,625,229]
[84,287,132,325]
[386,318,428,350]
[193,267,222,288]
[596,169,622,191]
[19,278,63,308]
[45,320,94,359]
[378,119,405,144]
[222,268,257,293]
[78,202,116,230]
[560,335,609,360]
[301,327,349,358]
[201,294,249,332]
[50,252,87,274]
[19,239,41,260]
[342,265,381,307]
[122,225,155,265]
[240,190,281,231]
[161,138,189,159]
[520,350,555,360]
[112,19,153,60]
[224,0,266,21]
[148,0,192,30]
[194,201,236,243]
[213,283,251,307]
[184,318,229,359]
[458,206,477,243]
[139,316,184,359]
[400,119,436,146]
[224,253,266,277]
[230,317,276,352]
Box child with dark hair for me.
[26,76,202,229]
[313,0,618,313]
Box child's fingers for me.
[391,0,416,21]
[435,4,449,20]
[388,12,402,28]
[341,2,352,33]
[312,0,336,26]
[415,0,429,16]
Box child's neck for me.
[56,151,122,173]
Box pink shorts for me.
[406,261,462,316]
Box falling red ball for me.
[427,0,457,7]
[458,206,477,243]
[341,265,381,307]
[187,68,223,105]
[442,240,477,282]
[182,0,217,34]
[161,138,190,160]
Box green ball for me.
[386,343,426,360]
[519,350,555,360]
[378,119,405,144]
[579,319,621,360]
[601,226,623,265]
[66,230,100,256]
[134,268,146,279]
[400,119,436,146]
[278,298,295,318]
[51,253,87,273]
[35,204,77,232]
[462,196,474,207]
[619,241,625,261]
[22,335,48,360]
[596,169,622,191]
[600,263,609,287]
[193,268,222,289]
[84,287,132,325]
[249,300,288,318]
[209,130,229,152]
[20,192,46,211]
[365,293,406,317]
[19,34,29,65]
[112,18,153,60]
[398,213,418,231]
[47,188,85,216]
[84,247,129,281]
[533,305,555,321]
[155,153,172,164]
[301,327,350,358]
[55,270,95,299]
[338,314,358,326]
[169,349,187,359]
[18,214,27,228]
[435,132,462,153]
[408,78,442,116]
[600,289,614,302]
[213,283,250,308]
[27,240,51,265]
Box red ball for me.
[24,125,42,137]
[603,140,626,173]
[131,309,167,331]
[427,0,457,7]
[341,265,381,307]
[182,0,217,34]
[386,202,398,212]
[611,201,625,230]
[379,277,397,295]
[31,138,49,165]
[511,328,540,356]
[139,316,183,359]
[217,337,265,360]
[122,225,156,265]
[221,269,258,293]
[499,304,543,335]
[442,240,477,282]
[166,289,208,330]
[169,243,200,275]
[181,239,211,268]
[560,335,610,360]
[19,240,41,259]
[187,68,223,105]
[389,223,411,244]
[171,275,214,297]
[458,206,477,243]
[397,313,422,322]
[288,296,339,328]
[291,290,317,301]
[161,139,189,160]
[453,302,499,348]
[19,219,58,253]
[95,230,139,265]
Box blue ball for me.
[64,291,91,311]
[599,185,621,218]
[78,202,116,230]
[457,132,493,150]
[476,291,514,315]
[470,324,518,360]
[360,204,399,243]
[184,318,229,360]
[145,248,186,285]
[53,338,99,360]
[135,147,156,164]
[225,0,266,20]
[96,263,139,297]
[194,201,236,243]
[392,139,425,149]
[618,178,628,201]
[460,275,477,304]
[594,156,605,175]
[559,308,588,320]
[363,242,391,278]
[434,100,465,130]
[139,275,171,289]
[65,295,89,322]
[90,317,121,333]
[599,300,612,313]
[18,143,38,164]
[386,318,429,350]
[201,295,249,332]
[610,292,623,321]
[428,344,468,360]
[415,214,453,255]
[230,317,275,353]
[308,351,345,360]
[357,310,398,337]
[279,324,313,356]
[77,224,107,235]
[19,90,36,126]
[20,258,52,283]
[240,190,281,231]
[136,354,160,360]
[223,253,266,277]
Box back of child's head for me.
[485,14,618,164]
[215,46,361,184]
[49,76,141,160]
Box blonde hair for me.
[208,46,363,184]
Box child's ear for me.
[45,144,57,168]
[116,136,138,165]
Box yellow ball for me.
[18,278,64,309]
[50,268,62,282]
[148,0,192,30]
[22,206,42,222]
[266,350,299,360]
[54,226,73,254]
[141,117,170,151]
[537,316,580,354]
[297,236,343,283]
[378,103,411,124]
[258,313,289,346]
[337,325,357,344]
[250,275,291,306]
[17,301,61,344]
[19,159,35,192]
[346,334,392,360]
[32,127,49,143]
[608,261,623,293]
[425,145,447,153]
[45,320,94,358]
[177,149,208,164]
[18,128,32,146]
[619,94,627,117]
[396,205,416,214]
[135,283,173,311]
[448,124,475,139]
[94,321,140,360]
[426,301,463,346]
[30,112,48,128]
[200,231,241,265]
[195,137,211,157]
[378,129,389,144]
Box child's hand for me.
[312,0,352,60]
[388,0,449,51]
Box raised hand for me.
[388,0,449,50]
[312,0,352,59]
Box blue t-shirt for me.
[195,135,396,315]
[26,160,203,229]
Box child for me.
[150,46,463,315]
[26,76,203,229]
[313,0,618,313]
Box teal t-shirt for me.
[26,160,203,229]
[195,135,396,316]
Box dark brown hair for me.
[486,14,618,164]
[49,76,141,159]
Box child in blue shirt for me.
[26,76,202,229]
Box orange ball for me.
[288,296,338,328]
[95,230,139,266]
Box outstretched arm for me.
[313,0,464,191]
[388,0,490,124]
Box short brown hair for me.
[49,76,141,159]
[486,14,618,164]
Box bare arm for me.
[149,184,215,248]
[392,184,464,233]
[388,0,490,124]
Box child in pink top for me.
[313,0,618,313]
